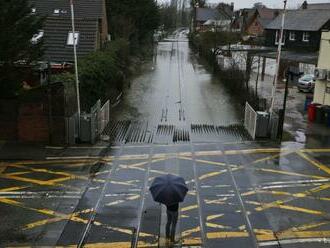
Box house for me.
[30,0,109,63]
[313,31,330,105]
[245,8,280,37]
[300,0,330,10]
[231,8,255,33]
[195,7,232,32]
[265,9,330,51]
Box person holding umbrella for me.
[149,174,188,245]
[166,202,179,244]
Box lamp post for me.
[269,0,287,115]
[70,0,81,138]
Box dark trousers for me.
[166,210,178,241]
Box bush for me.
[52,39,130,111]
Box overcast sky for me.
[159,0,330,9]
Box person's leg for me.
[170,211,178,242]
[166,210,173,239]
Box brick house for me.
[245,8,280,37]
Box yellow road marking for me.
[256,168,327,179]
[204,198,229,205]
[179,156,229,167]
[298,152,330,175]
[225,148,283,155]
[207,231,249,239]
[181,226,201,237]
[206,222,232,229]
[252,200,325,215]
[199,171,226,180]
[206,214,224,221]
[181,205,198,212]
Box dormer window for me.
[67,32,79,46]
[31,30,44,44]
[31,8,36,14]
[53,9,60,15]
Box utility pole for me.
[269,0,287,114]
[70,0,81,138]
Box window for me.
[302,32,310,42]
[289,31,296,41]
[31,8,36,14]
[67,32,79,45]
[275,30,285,45]
[31,30,44,44]
[53,9,60,15]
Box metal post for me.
[269,0,287,114]
[279,71,290,141]
[70,0,81,137]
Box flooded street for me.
[112,31,241,127]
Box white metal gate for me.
[244,102,257,140]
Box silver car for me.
[298,74,315,92]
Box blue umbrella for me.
[149,174,188,205]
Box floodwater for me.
[112,30,241,127]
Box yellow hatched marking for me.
[204,198,229,205]
[179,156,229,167]
[207,231,249,239]
[225,148,283,155]
[0,186,28,192]
[199,171,226,180]
[106,195,140,207]
[256,168,327,179]
[206,222,231,229]
[280,221,330,234]
[181,205,198,212]
[298,151,330,175]
[252,183,330,212]
[252,200,325,215]
[182,237,202,245]
[243,189,330,201]
[181,226,201,237]
[206,214,224,221]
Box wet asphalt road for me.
[1,31,330,248]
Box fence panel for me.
[98,100,110,134]
[244,102,257,140]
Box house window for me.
[275,30,285,45]
[31,30,44,44]
[302,32,310,42]
[289,31,296,41]
[31,8,36,14]
[53,9,60,15]
[67,32,79,45]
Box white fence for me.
[244,102,257,140]
[98,100,110,135]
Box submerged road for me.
[1,31,330,248]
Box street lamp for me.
[269,0,287,114]
[70,0,81,138]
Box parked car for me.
[297,74,315,92]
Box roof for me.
[30,0,104,19]
[43,17,98,62]
[266,9,330,31]
[256,8,280,28]
[301,3,330,10]
[196,8,221,22]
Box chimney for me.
[302,1,308,9]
